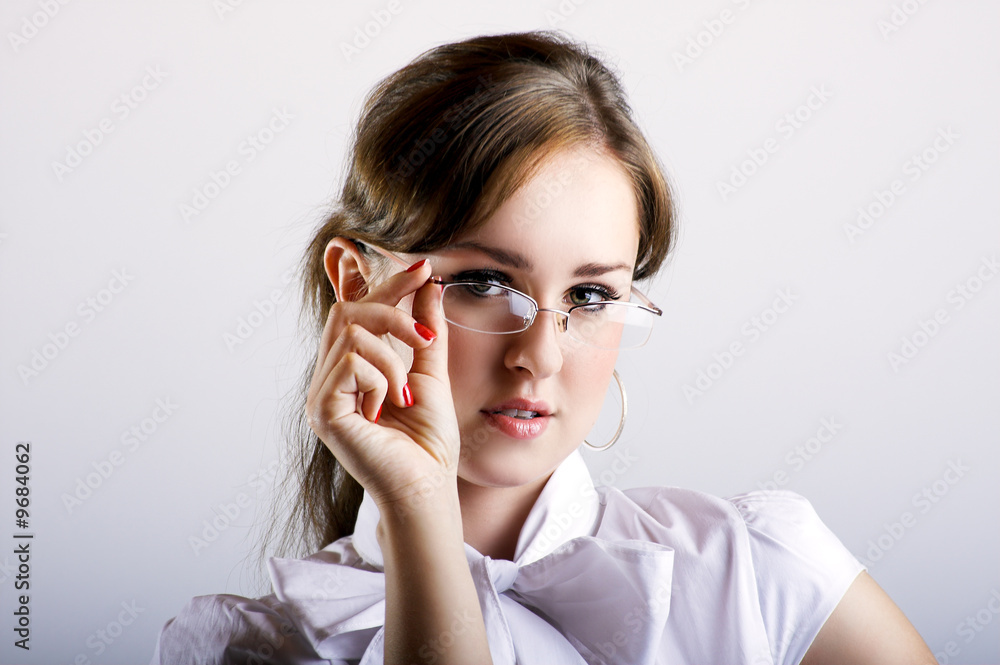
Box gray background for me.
[1,0,997,663]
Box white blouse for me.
[151,449,865,665]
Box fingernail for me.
[403,383,413,407]
[414,321,437,341]
[374,404,382,423]
[406,259,428,273]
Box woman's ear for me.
[324,238,373,302]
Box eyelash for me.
[453,268,510,285]
[573,283,622,302]
[452,269,622,302]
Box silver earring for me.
[584,369,627,451]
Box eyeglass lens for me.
[440,283,653,349]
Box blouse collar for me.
[351,448,602,568]
[268,449,676,664]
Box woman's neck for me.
[456,474,551,561]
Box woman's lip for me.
[481,411,550,439]
[483,397,552,417]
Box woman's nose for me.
[503,309,568,378]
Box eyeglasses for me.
[362,243,662,350]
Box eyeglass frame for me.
[359,241,663,347]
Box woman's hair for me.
[259,29,678,565]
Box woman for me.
[151,31,936,665]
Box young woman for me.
[151,31,936,665]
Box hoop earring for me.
[583,369,627,451]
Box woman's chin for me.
[456,438,572,491]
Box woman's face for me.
[415,145,642,491]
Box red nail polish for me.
[406,259,428,273]
[403,383,413,407]
[374,404,382,423]
[414,321,436,341]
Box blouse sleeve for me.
[149,593,333,665]
[727,490,866,665]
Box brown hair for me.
[259,29,677,566]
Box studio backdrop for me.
[1,1,997,663]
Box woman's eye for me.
[568,285,617,306]
[466,282,504,296]
[452,269,511,298]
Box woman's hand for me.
[305,259,460,513]
[308,259,494,663]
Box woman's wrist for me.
[375,481,465,549]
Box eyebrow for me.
[445,241,530,269]
[442,241,633,278]
[573,261,633,278]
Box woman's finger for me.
[408,275,448,382]
[313,258,433,358]
[313,299,434,385]
[358,257,432,307]
[311,259,437,397]
[308,350,389,432]
[314,322,413,409]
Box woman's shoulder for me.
[597,483,863,573]
[594,482,766,540]
[599,483,837,540]
[595,484,865,665]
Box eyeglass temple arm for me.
[359,242,413,270]
[630,285,663,316]
[365,244,449,287]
